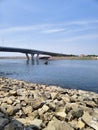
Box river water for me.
[0,59,98,93]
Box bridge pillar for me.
[31,54,34,60]
[36,54,39,59]
[31,53,35,65]
[36,54,39,65]
[26,53,29,60]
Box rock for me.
[77,119,85,129]
[43,112,54,122]
[38,105,49,115]
[9,90,17,96]
[82,128,94,130]
[0,112,5,117]
[47,102,56,111]
[55,112,66,120]
[43,117,74,130]
[6,98,13,105]
[69,120,78,129]
[93,108,98,114]
[22,106,32,115]
[4,120,24,130]
[61,95,70,103]
[16,110,23,117]
[85,101,97,108]
[27,125,40,130]
[0,78,98,130]
[0,103,8,113]
[6,106,14,115]
[51,92,58,100]
[0,118,9,130]
[16,118,27,125]
[32,98,44,110]
[82,112,98,130]
[43,92,51,99]
[31,119,42,129]
[71,109,84,119]
[93,98,98,104]
[17,89,26,96]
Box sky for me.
[0,0,98,56]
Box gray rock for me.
[0,118,9,130]
[71,109,84,119]
[4,120,24,130]
[0,112,5,117]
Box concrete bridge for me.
[0,46,67,61]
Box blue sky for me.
[0,0,98,56]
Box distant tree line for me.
[86,55,98,57]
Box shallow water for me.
[0,59,98,92]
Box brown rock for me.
[31,119,42,129]
[38,105,49,115]
[82,111,98,130]
[22,106,32,115]
[32,98,44,110]
[43,117,74,130]
[51,92,58,100]
[7,106,14,115]
[77,119,85,129]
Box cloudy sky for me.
[0,0,98,56]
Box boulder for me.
[38,105,49,115]
[32,98,44,110]
[77,119,85,129]
[22,106,32,115]
[7,106,14,115]
[71,109,84,119]
[31,119,42,129]
[43,117,74,130]
[0,118,9,130]
[82,112,98,130]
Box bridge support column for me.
[31,54,34,60]
[31,53,35,65]
[36,54,39,59]
[36,54,39,65]
[26,53,29,60]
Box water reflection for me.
[26,60,29,65]
[26,59,41,65]
[36,59,39,65]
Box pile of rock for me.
[0,77,98,130]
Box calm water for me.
[0,59,98,93]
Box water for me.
[0,59,98,93]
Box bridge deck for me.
[0,46,67,57]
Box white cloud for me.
[62,19,98,26]
[42,28,65,34]
[0,19,98,35]
[63,34,98,43]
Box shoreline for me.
[49,56,98,60]
[0,56,98,60]
[0,77,98,130]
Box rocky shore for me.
[0,78,98,130]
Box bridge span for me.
[0,46,68,60]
